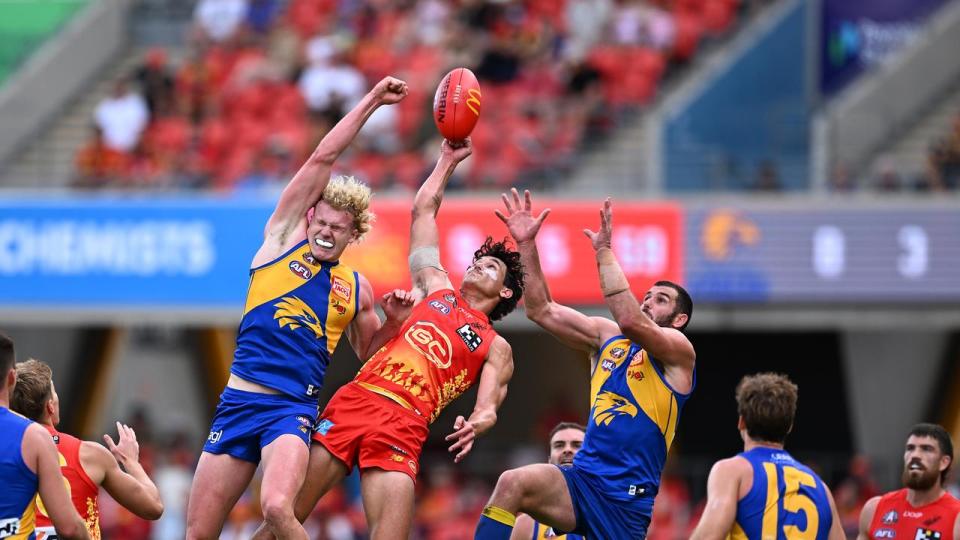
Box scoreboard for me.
[685,208,960,302]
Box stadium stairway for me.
[0,46,152,188]
[563,3,781,197]
[862,75,960,183]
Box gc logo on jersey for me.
[405,322,453,368]
[457,324,482,352]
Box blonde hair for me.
[321,175,375,240]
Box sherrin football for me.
[433,67,482,142]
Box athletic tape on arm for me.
[409,246,445,273]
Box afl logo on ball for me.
[289,261,312,279]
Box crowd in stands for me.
[827,111,960,193]
[73,0,745,191]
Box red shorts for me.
[312,382,429,481]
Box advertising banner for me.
[0,198,683,312]
[821,0,946,95]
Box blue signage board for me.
[0,197,271,308]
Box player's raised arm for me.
[263,76,408,246]
[445,336,513,463]
[96,422,164,520]
[689,457,745,540]
[496,188,616,354]
[584,198,695,371]
[409,139,472,296]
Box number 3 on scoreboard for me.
[762,463,819,539]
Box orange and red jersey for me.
[868,489,960,540]
[35,426,100,540]
[354,289,498,423]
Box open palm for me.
[494,188,551,243]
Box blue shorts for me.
[557,464,653,539]
[202,387,317,463]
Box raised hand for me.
[381,288,416,323]
[372,76,409,105]
[494,187,551,244]
[583,198,613,251]
[103,422,140,467]
[444,415,476,463]
[440,138,473,164]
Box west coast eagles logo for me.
[274,296,325,339]
[593,391,638,426]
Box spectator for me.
[73,126,129,188]
[134,48,176,117]
[193,0,249,43]
[94,78,150,153]
[750,160,782,191]
[298,50,366,116]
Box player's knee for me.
[494,468,527,501]
[261,494,296,526]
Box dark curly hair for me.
[475,237,525,322]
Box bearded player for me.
[511,423,586,540]
[858,424,960,540]
[12,358,163,539]
[252,138,523,540]
[186,76,414,540]
[689,373,844,540]
[476,192,695,539]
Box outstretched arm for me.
[689,458,744,540]
[409,139,473,296]
[445,336,513,463]
[497,188,618,355]
[96,422,164,520]
[584,199,695,372]
[349,282,416,360]
[261,76,409,253]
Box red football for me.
[433,67,482,142]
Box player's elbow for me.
[308,146,338,167]
[54,517,88,540]
[524,302,549,323]
[139,498,164,520]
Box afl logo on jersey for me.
[404,322,453,368]
[429,300,451,315]
[289,261,312,279]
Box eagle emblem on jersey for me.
[593,391,638,426]
[273,296,325,339]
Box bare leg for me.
[250,443,349,540]
[259,434,311,540]
[360,469,416,540]
[185,452,257,540]
[487,464,577,532]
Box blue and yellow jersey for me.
[231,240,359,403]
[574,336,694,504]
[532,520,585,539]
[728,447,833,540]
[0,408,38,540]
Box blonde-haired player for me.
[186,76,416,540]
